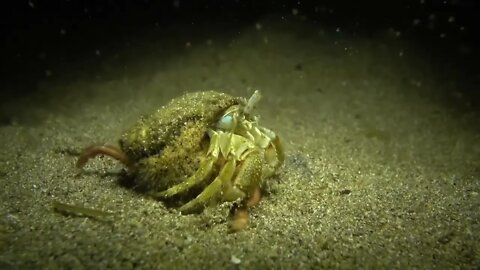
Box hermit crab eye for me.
[217,114,235,130]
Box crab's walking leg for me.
[230,187,262,232]
[151,158,215,199]
[223,150,262,202]
[245,186,262,208]
[76,145,133,170]
[272,135,285,168]
[223,150,263,232]
[178,158,236,214]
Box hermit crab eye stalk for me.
[217,114,235,130]
[216,90,261,131]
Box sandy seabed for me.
[0,16,479,269]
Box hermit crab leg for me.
[76,145,133,171]
[272,135,285,168]
[230,186,262,232]
[153,130,222,199]
[151,158,215,199]
[178,158,236,214]
[225,150,263,232]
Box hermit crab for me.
[77,90,284,231]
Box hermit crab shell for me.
[119,91,243,193]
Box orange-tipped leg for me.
[230,207,249,232]
[76,145,133,171]
[229,187,262,232]
[245,186,262,208]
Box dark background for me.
[1,0,479,108]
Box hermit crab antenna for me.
[243,90,262,115]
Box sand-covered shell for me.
[119,91,243,193]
